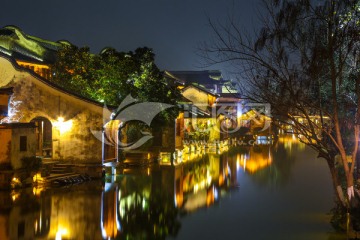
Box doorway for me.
[31,117,52,157]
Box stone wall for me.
[0,55,105,163]
[11,125,37,169]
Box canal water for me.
[0,136,347,239]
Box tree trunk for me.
[326,158,347,208]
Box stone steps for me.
[45,172,80,181]
[38,163,92,186]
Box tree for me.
[51,45,180,123]
[202,0,360,208]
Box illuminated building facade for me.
[0,53,105,170]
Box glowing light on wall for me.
[53,117,73,134]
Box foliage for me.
[202,0,360,207]
[330,203,349,232]
[51,45,180,123]
[124,122,153,149]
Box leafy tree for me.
[202,0,360,208]
[51,45,180,123]
[51,45,98,98]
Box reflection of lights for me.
[219,174,224,186]
[142,198,146,210]
[278,135,305,150]
[11,191,20,201]
[194,184,199,193]
[200,180,206,189]
[206,186,219,206]
[55,228,68,240]
[101,186,122,239]
[236,155,240,171]
[160,152,171,164]
[238,148,272,173]
[244,156,247,172]
[214,187,219,200]
[206,176,212,186]
[33,186,44,196]
[226,163,231,176]
[175,193,184,208]
[33,173,44,183]
[206,189,214,206]
[34,220,38,233]
[11,177,21,189]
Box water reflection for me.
[0,137,346,239]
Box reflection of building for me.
[1,145,276,240]
[236,145,272,173]
[34,194,51,238]
[0,191,43,240]
[101,183,121,239]
[47,186,103,239]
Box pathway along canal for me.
[0,135,347,239]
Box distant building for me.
[164,70,237,94]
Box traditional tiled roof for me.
[0,25,63,64]
[0,52,108,109]
[165,70,229,85]
[181,83,219,97]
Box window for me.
[20,136,27,152]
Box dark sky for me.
[0,0,260,72]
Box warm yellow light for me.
[57,117,64,123]
[175,193,184,207]
[194,184,199,193]
[206,176,212,186]
[11,177,21,188]
[54,117,73,134]
[56,228,68,240]
[33,173,43,182]
[33,186,44,196]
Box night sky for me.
[0,0,260,72]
